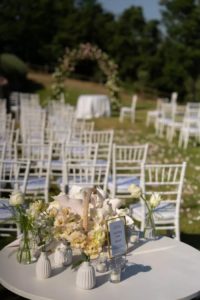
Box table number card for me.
[107,217,127,258]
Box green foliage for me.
[1,0,200,102]
[159,0,200,100]
[0,53,28,78]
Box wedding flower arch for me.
[52,43,121,111]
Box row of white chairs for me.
[147,98,200,148]
[0,139,186,241]
[0,93,187,241]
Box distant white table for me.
[76,94,111,119]
[0,237,200,300]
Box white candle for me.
[96,262,107,273]
[130,235,138,243]
[110,269,121,283]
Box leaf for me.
[71,259,84,270]
[71,252,90,269]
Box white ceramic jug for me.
[36,252,51,280]
[76,261,96,289]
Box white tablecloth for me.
[1,237,200,300]
[76,95,111,119]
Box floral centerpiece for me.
[10,186,134,266]
[128,184,161,238]
[50,187,133,265]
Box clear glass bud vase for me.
[144,214,156,240]
[17,232,32,264]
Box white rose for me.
[9,190,24,206]
[69,185,83,200]
[124,215,134,226]
[128,184,142,199]
[109,198,123,211]
[149,192,161,208]
[116,207,130,216]
[115,207,134,226]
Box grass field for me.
[0,71,200,299]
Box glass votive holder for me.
[96,253,108,273]
[110,267,121,283]
[129,230,140,244]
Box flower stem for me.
[141,195,156,237]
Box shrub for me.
[0,53,28,78]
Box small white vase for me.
[36,251,51,280]
[76,261,96,290]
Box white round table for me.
[0,237,200,300]
[76,94,111,119]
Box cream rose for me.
[47,200,60,212]
[149,192,161,208]
[128,184,142,199]
[9,190,24,206]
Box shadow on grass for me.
[181,232,200,250]
[22,78,44,93]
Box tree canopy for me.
[0,0,200,101]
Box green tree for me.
[0,0,76,65]
[110,7,146,81]
[159,0,200,100]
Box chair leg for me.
[178,132,183,147]
[119,111,123,123]
[166,126,171,141]
[184,133,189,149]
[45,189,49,203]
[169,127,175,142]
[175,222,180,241]
[155,121,159,136]
[146,116,149,127]
[131,113,135,124]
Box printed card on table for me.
[107,217,127,258]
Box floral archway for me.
[52,43,121,111]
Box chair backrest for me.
[9,92,20,108]
[160,102,177,121]
[15,143,52,202]
[185,102,200,120]
[62,143,98,164]
[111,143,149,198]
[0,160,30,194]
[181,117,200,131]
[62,162,109,192]
[48,128,71,144]
[0,143,6,160]
[0,159,30,235]
[141,162,186,222]
[171,92,178,104]
[83,130,114,161]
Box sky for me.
[97,0,161,20]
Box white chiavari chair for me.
[108,144,149,199]
[119,94,138,123]
[0,160,30,237]
[130,162,186,239]
[15,142,52,202]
